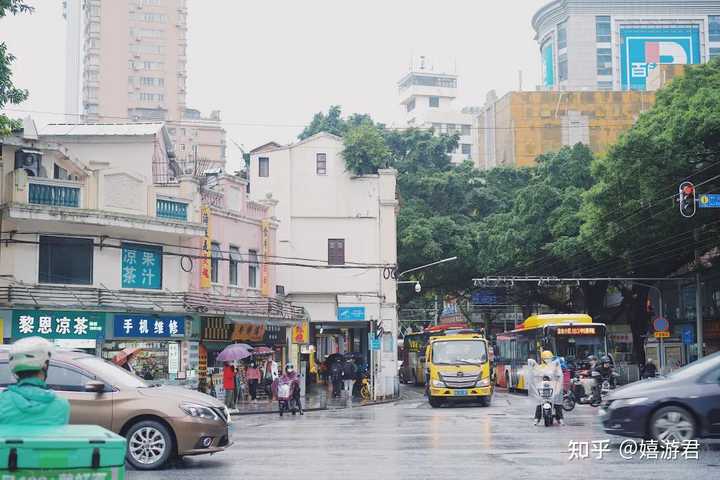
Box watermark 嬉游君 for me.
[568,439,699,461]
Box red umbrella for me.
[113,347,143,366]
[252,346,273,356]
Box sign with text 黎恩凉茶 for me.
[12,310,105,339]
[113,314,185,338]
[122,243,162,289]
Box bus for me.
[399,323,468,386]
[494,314,608,391]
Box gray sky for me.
[2,0,549,170]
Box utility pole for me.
[694,228,704,359]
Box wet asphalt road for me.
[129,386,720,480]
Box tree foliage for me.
[342,123,390,175]
[0,1,32,136]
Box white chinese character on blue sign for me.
[122,245,161,289]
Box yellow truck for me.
[425,331,493,408]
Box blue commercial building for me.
[532,0,720,91]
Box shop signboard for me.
[338,306,365,321]
[168,342,179,374]
[12,310,105,339]
[231,323,265,342]
[369,333,381,351]
[292,321,309,344]
[261,219,271,297]
[121,243,162,290]
[620,25,700,90]
[200,205,212,289]
[113,314,185,338]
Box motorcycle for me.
[277,379,302,417]
[569,372,602,407]
[536,375,557,427]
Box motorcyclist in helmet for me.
[0,337,70,425]
[532,350,564,426]
[273,363,303,415]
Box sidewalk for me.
[230,386,396,416]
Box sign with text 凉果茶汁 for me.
[12,310,105,339]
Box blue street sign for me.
[699,194,720,208]
[653,317,669,332]
[681,325,695,345]
[338,306,365,321]
[369,335,381,351]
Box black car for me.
[599,351,720,442]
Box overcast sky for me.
[2,0,549,170]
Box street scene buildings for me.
[2,0,720,477]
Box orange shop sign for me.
[292,321,309,344]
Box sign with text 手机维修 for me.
[113,314,185,338]
[122,243,162,289]
[12,310,105,339]
[338,307,365,321]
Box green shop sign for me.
[12,310,105,339]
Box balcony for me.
[28,181,81,208]
[156,198,188,221]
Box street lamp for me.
[396,256,458,280]
[398,281,422,293]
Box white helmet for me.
[9,337,53,374]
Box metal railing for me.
[156,198,188,221]
[28,182,81,208]
[0,284,306,320]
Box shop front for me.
[101,313,192,383]
[11,309,106,353]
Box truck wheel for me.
[126,420,174,470]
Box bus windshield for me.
[432,340,487,365]
[552,333,606,361]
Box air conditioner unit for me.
[14,149,42,177]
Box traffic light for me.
[679,181,696,218]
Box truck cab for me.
[425,331,493,408]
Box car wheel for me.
[650,406,696,443]
[126,420,174,470]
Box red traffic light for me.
[682,185,695,195]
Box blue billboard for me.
[113,314,185,338]
[620,25,701,91]
[542,40,555,87]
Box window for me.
[461,143,472,155]
[39,236,93,285]
[596,48,612,75]
[711,48,720,60]
[211,242,221,283]
[229,246,240,286]
[258,157,269,177]
[597,80,613,90]
[328,239,345,266]
[446,124,457,134]
[46,365,94,392]
[431,123,443,133]
[406,99,415,112]
[461,124,471,136]
[557,20,568,50]
[316,153,327,175]
[248,250,259,288]
[559,53,568,81]
[711,16,720,42]
[429,96,440,108]
[596,16,611,43]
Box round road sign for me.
[653,317,669,332]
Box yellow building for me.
[477,90,655,169]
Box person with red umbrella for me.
[112,347,142,375]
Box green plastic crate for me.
[0,425,126,480]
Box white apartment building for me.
[398,58,479,165]
[533,0,720,91]
[248,133,399,398]
[63,0,225,170]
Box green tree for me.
[342,123,390,175]
[0,1,32,136]
[579,60,720,361]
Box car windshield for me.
[75,357,149,388]
[432,340,487,365]
[664,351,720,381]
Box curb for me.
[230,398,399,416]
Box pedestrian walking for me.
[246,361,262,400]
[223,362,236,409]
[342,358,357,405]
[330,360,343,398]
